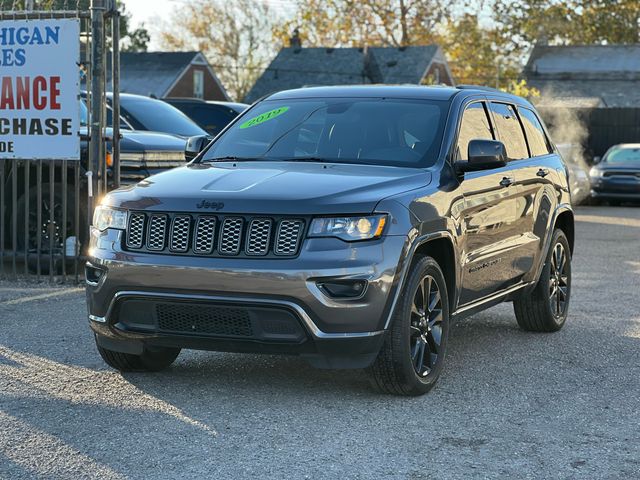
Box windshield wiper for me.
[285,157,331,163]
[203,156,258,163]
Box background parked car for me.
[590,143,640,205]
[93,93,208,138]
[163,98,248,136]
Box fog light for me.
[317,280,367,299]
[85,263,106,286]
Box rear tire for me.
[96,338,180,372]
[369,256,450,396]
[513,229,571,332]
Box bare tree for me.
[160,0,275,101]
[273,0,452,48]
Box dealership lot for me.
[1,205,639,479]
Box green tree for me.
[442,13,520,87]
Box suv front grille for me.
[276,220,305,255]
[193,216,216,254]
[124,212,305,258]
[219,217,244,255]
[246,219,273,255]
[147,215,168,251]
[126,213,145,248]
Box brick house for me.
[114,51,230,101]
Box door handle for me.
[536,168,550,178]
[500,176,514,187]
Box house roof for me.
[524,45,640,107]
[524,45,640,80]
[244,45,446,103]
[112,51,229,100]
[369,45,440,83]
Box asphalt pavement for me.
[1,205,639,479]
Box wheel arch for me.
[412,234,458,312]
[383,231,460,330]
[554,208,575,255]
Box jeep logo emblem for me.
[196,200,225,210]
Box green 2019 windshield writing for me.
[239,106,289,129]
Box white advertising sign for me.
[0,18,80,160]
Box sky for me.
[126,0,296,50]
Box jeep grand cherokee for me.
[86,85,574,396]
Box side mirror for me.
[456,139,507,173]
[592,156,601,165]
[185,135,213,161]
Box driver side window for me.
[457,102,494,161]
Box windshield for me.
[605,147,640,164]
[120,97,206,137]
[201,97,448,167]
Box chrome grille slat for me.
[170,215,191,252]
[126,213,145,248]
[246,219,272,255]
[275,220,304,255]
[219,218,244,255]
[147,214,168,251]
[125,213,303,257]
[193,216,216,254]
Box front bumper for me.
[590,189,640,201]
[590,177,640,200]
[86,228,409,368]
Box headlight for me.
[589,167,603,178]
[93,206,128,231]
[309,214,387,241]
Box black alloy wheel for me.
[549,242,569,318]
[370,255,450,396]
[513,228,572,332]
[410,274,444,377]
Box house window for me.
[193,70,204,99]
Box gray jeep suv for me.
[86,85,574,395]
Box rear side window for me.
[489,103,528,160]
[456,102,494,161]
[518,107,551,157]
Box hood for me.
[107,161,431,215]
[596,161,640,172]
[80,126,186,153]
[119,130,186,153]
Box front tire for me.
[513,229,571,332]
[369,256,450,396]
[96,338,181,372]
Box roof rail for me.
[456,84,504,93]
